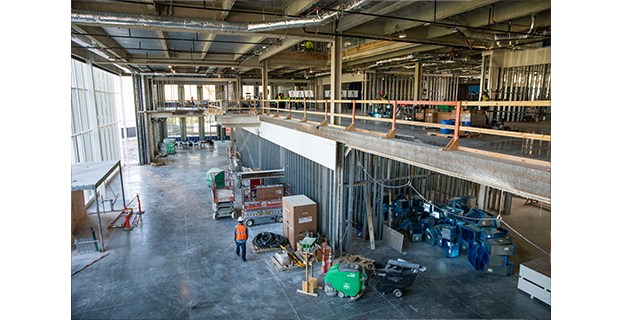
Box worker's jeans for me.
[235,240,247,261]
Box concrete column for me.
[477,184,487,211]
[180,117,187,141]
[236,75,243,100]
[178,85,184,104]
[330,32,342,125]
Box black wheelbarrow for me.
[371,259,426,298]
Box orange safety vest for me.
[235,224,248,241]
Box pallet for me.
[426,130,481,138]
[269,255,298,271]
[335,254,376,270]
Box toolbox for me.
[447,243,460,258]
[441,225,457,241]
[484,262,514,276]
[485,237,514,256]
[411,233,423,242]
[460,223,481,242]
[488,255,509,266]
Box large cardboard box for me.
[282,195,317,245]
[453,110,487,126]
[424,110,438,123]
[255,184,283,201]
[437,111,455,122]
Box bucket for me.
[439,119,454,134]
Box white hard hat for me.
[237,216,244,222]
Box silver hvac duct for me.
[494,14,536,42]
[451,14,538,43]
[248,0,368,32]
[72,0,369,33]
[71,11,247,33]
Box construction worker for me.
[304,40,315,52]
[480,90,491,125]
[379,90,391,117]
[234,216,249,262]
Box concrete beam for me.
[381,0,501,35]
[233,36,266,61]
[259,38,301,62]
[284,0,318,16]
[259,116,550,203]
[215,114,260,127]
[336,0,413,32]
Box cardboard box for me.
[415,112,425,121]
[425,110,438,123]
[255,184,283,201]
[437,111,455,122]
[283,195,317,245]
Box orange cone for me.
[123,213,132,231]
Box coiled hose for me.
[252,232,289,248]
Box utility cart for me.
[371,259,426,298]
[206,167,236,220]
[239,169,287,226]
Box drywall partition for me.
[243,121,337,171]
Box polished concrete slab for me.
[71,142,551,319]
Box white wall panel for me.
[242,122,336,171]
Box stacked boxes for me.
[282,195,317,245]
[441,225,459,258]
[484,236,515,276]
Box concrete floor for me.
[71,142,551,319]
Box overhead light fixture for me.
[113,64,132,74]
[396,24,407,39]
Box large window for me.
[71,58,121,165]
[164,84,178,102]
[243,85,255,99]
[186,117,200,136]
[202,85,216,101]
[184,85,198,102]
[166,118,182,137]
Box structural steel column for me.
[197,85,205,140]
[346,148,355,252]
[261,60,268,112]
[84,59,102,161]
[330,31,342,125]
[413,62,422,100]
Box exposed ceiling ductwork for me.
[72,0,369,34]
